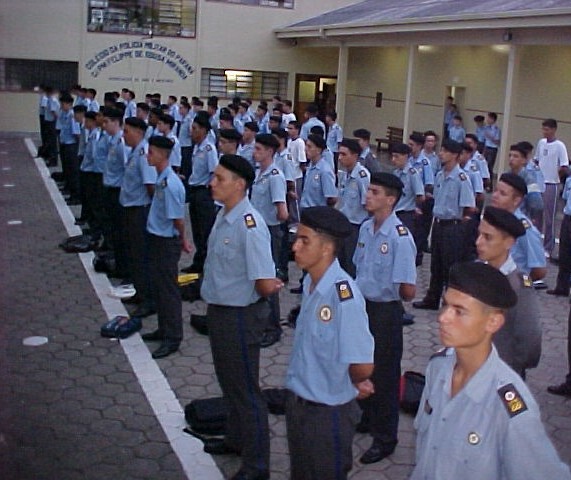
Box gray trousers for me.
[207,301,270,474]
[124,206,152,307]
[286,392,359,480]
[543,183,558,254]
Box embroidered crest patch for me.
[380,242,389,254]
[335,281,354,302]
[318,305,332,322]
[498,383,528,418]
[459,172,468,181]
[359,169,368,178]
[521,219,531,229]
[244,214,257,229]
[396,225,408,236]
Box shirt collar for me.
[499,255,517,275]
[311,259,343,297]
[221,196,249,225]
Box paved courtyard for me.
[0,133,569,479]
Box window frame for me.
[201,68,289,101]
[205,0,293,9]
[0,58,79,93]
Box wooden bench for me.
[376,126,404,152]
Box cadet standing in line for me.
[476,206,542,378]
[286,206,375,480]
[414,139,476,310]
[325,111,343,170]
[141,136,191,359]
[200,155,284,480]
[181,113,218,274]
[57,93,82,205]
[411,261,570,480]
[336,138,370,278]
[490,173,547,283]
[119,118,157,317]
[251,133,289,348]
[353,128,381,173]
[353,173,417,464]
[299,134,337,209]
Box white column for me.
[497,45,521,176]
[335,44,349,125]
[403,45,418,139]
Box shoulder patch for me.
[459,172,468,181]
[271,168,279,175]
[396,225,409,236]
[244,213,257,229]
[409,167,417,175]
[470,164,478,171]
[335,280,354,302]
[521,218,531,229]
[359,169,368,178]
[430,347,449,360]
[205,144,212,152]
[498,383,528,418]
[422,158,429,165]
[159,178,168,188]
[522,274,533,288]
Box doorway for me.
[444,85,466,137]
[294,74,337,121]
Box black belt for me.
[148,233,179,240]
[188,185,208,191]
[209,297,267,309]
[434,218,462,225]
[292,393,329,408]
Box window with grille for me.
[206,0,293,9]
[201,68,289,100]
[0,59,78,92]
[87,0,197,37]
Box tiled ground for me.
[1,133,569,479]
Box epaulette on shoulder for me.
[459,172,468,181]
[422,158,429,166]
[335,280,354,302]
[497,383,528,418]
[244,213,257,229]
[521,218,531,229]
[359,169,368,178]
[522,274,533,288]
[396,225,409,236]
[409,167,417,175]
[271,168,279,175]
[205,144,212,152]
[429,347,450,361]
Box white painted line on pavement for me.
[25,137,223,480]
[7,220,23,225]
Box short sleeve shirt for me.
[300,159,337,208]
[250,163,287,226]
[511,208,547,273]
[103,131,127,188]
[189,138,218,186]
[119,139,157,207]
[433,165,475,219]
[394,165,425,212]
[146,166,185,237]
[337,163,370,224]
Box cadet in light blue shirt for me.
[251,162,287,227]
[326,112,343,154]
[432,164,475,219]
[447,115,466,143]
[237,122,258,168]
[408,133,435,191]
[156,114,181,170]
[300,104,325,140]
[189,130,217,187]
[103,127,126,188]
[147,161,185,237]
[286,206,374,480]
[120,138,156,207]
[57,93,82,202]
[392,144,425,213]
[300,134,337,208]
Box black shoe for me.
[260,329,281,348]
[141,330,163,342]
[402,312,415,326]
[547,382,571,397]
[203,438,241,456]
[122,295,143,305]
[75,218,87,226]
[546,289,568,296]
[359,442,396,464]
[289,286,303,294]
[412,300,439,310]
[181,264,202,274]
[355,421,370,434]
[230,469,269,480]
[66,198,81,206]
[151,343,179,359]
[533,280,548,290]
[130,306,156,318]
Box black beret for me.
[482,206,526,238]
[307,134,326,151]
[448,262,517,309]
[370,172,404,192]
[353,128,371,140]
[102,107,123,120]
[103,91,116,102]
[339,138,362,155]
[124,117,148,132]
[499,172,528,196]
[244,121,259,133]
[409,133,425,145]
[441,138,463,154]
[219,154,255,186]
[272,128,288,140]
[300,206,352,239]
[255,133,279,150]
[391,143,411,155]
[148,135,174,151]
[219,112,234,122]
[59,93,74,104]
[84,111,97,121]
[193,113,211,131]
[150,107,163,116]
[219,128,242,142]
[159,113,175,129]
[73,105,87,113]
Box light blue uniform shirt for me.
[103,131,127,188]
[326,123,343,153]
[394,165,425,212]
[256,115,269,134]
[57,110,80,144]
[433,165,475,219]
[300,159,337,208]
[484,124,501,148]
[178,113,192,147]
[124,100,137,119]
[562,176,571,215]
[337,162,369,224]
[166,131,181,168]
[92,130,109,174]
[447,125,466,143]
[410,154,435,187]
[412,346,571,480]
[201,196,276,306]
[471,151,490,180]
[274,149,295,183]
[77,123,87,156]
[146,166,185,237]
[475,125,486,143]
[44,97,59,122]
[237,141,255,168]
[422,149,440,176]
[321,148,335,171]
[119,140,157,207]
[462,160,484,194]
[88,99,100,113]
[511,208,547,273]
[286,259,374,405]
[353,212,417,302]
[300,117,325,140]
[81,128,99,172]
[189,138,217,186]
[250,163,287,226]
